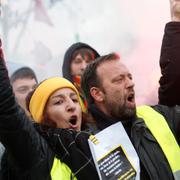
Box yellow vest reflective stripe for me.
[50,157,77,180]
[137,105,180,180]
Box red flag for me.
[34,0,53,26]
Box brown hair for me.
[81,53,120,104]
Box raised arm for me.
[158,0,180,106]
[0,40,46,170]
[0,41,99,179]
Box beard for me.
[104,97,136,121]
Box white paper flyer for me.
[88,122,140,180]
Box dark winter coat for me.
[159,22,180,106]
[87,104,180,180]
[0,47,99,180]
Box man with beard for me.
[81,53,180,180]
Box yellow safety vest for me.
[137,105,180,180]
[50,157,77,180]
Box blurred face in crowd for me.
[70,53,93,77]
[12,78,37,116]
[45,88,82,131]
[93,59,136,120]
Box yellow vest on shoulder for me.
[137,105,180,180]
[51,158,77,180]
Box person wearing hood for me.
[62,42,100,112]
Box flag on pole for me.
[34,0,53,26]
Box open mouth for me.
[127,94,134,102]
[69,116,78,126]
[127,92,135,107]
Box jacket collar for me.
[88,103,134,135]
[88,104,117,131]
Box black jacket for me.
[0,55,52,179]
[159,22,180,106]
[0,47,99,179]
[62,42,100,83]
[88,104,180,180]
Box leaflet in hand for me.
[88,122,140,180]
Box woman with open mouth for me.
[27,77,84,132]
[0,44,99,180]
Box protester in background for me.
[81,53,180,180]
[10,67,38,116]
[0,44,98,179]
[158,0,180,106]
[62,42,100,111]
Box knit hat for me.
[29,77,85,123]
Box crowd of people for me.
[0,0,180,179]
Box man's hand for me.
[170,0,180,21]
